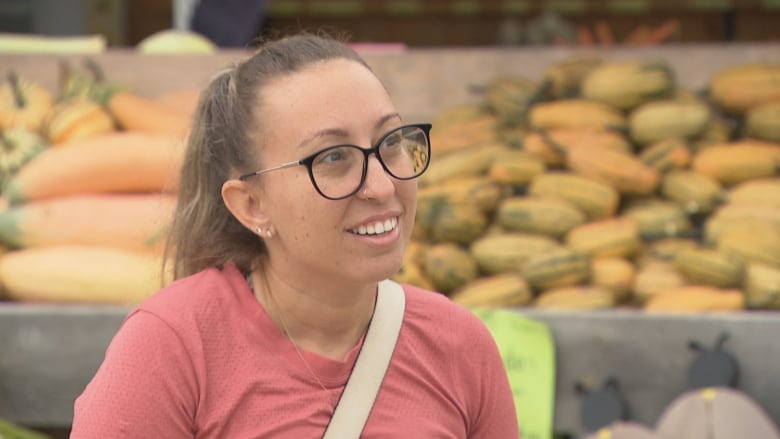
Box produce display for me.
[391,59,780,313]
[0,60,195,304]
[0,56,779,313]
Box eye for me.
[315,146,349,164]
[380,131,403,150]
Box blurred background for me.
[2,2,780,439]
[1,0,778,49]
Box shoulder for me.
[401,283,496,350]
[135,263,250,330]
[403,283,488,327]
[396,283,514,416]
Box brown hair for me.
[164,32,370,280]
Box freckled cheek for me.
[289,172,310,194]
[284,174,344,238]
[281,172,321,208]
[274,173,314,241]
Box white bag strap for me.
[322,279,406,439]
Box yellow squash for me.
[534,285,616,310]
[496,196,586,238]
[581,60,675,110]
[726,177,780,208]
[565,217,642,259]
[643,285,745,313]
[629,99,711,145]
[562,145,661,196]
[422,242,479,294]
[590,257,635,302]
[708,62,780,114]
[470,232,561,275]
[450,273,533,308]
[673,247,746,289]
[521,246,591,292]
[691,139,780,187]
[528,172,620,220]
[528,99,627,132]
[0,245,169,304]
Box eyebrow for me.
[296,112,402,149]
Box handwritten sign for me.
[472,308,556,439]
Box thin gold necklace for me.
[254,267,338,407]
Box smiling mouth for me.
[350,217,399,236]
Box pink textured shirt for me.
[71,263,519,438]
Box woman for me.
[71,32,518,438]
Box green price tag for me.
[472,308,555,439]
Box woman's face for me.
[254,58,417,287]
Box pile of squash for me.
[0,60,200,304]
[393,58,780,313]
[1,56,779,311]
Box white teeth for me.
[352,217,398,235]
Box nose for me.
[361,154,395,199]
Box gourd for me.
[528,172,620,220]
[496,196,586,238]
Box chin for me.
[360,258,404,284]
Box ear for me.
[221,178,269,232]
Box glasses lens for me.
[378,125,430,179]
[310,145,365,199]
[308,125,431,199]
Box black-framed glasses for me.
[239,123,432,200]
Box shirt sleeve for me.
[71,309,199,438]
[454,306,521,439]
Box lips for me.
[349,216,399,235]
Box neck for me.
[250,265,378,360]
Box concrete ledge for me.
[1,304,778,435]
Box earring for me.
[266,228,273,238]
[255,226,263,235]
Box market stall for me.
[1,43,779,437]
[2,305,780,436]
